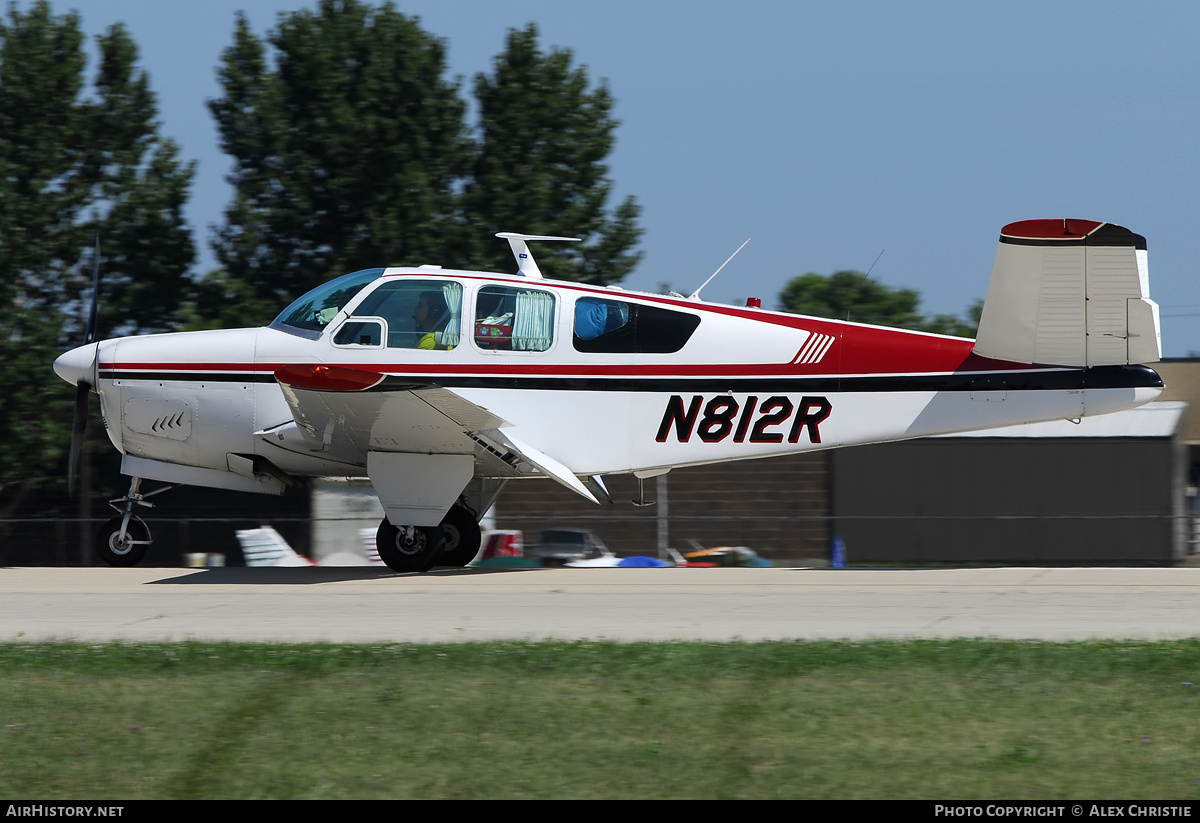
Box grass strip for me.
[2,639,1199,799]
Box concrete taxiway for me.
[2,566,1200,643]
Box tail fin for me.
[236,526,316,567]
[973,219,1161,367]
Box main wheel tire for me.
[439,506,482,567]
[376,520,445,573]
[96,516,150,567]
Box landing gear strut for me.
[375,504,482,572]
[94,476,175,567]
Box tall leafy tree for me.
[0,2,90,320]
[778,270,979,335]
[463,24,641,284]
[779,271,924,328]
[206,0,472,327]
[0,1,195,503]
[90,26,196,337]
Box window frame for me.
[331,316,387,349]
[471,284,559,354]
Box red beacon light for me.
[745,297,761,308]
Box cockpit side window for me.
[347,280,463,349]
[270,268,384,337]
[333,319,384,347]
[573,297,700,353]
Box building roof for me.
[1156,360,1200,443]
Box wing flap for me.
[488,430,599,503]
[269,368,593,503]
[411,385,510,430]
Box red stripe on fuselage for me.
[98,324,1043,378]
[101,358,1046,380]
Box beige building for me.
[1157,359,1200,466]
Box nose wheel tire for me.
[96,516,150,567]
[376,520,446,573]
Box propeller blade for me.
[83,235,100,345]
[69,236,100,497]
[67,379,91,498]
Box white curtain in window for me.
[439,283,462,348]
[513,290,554,351]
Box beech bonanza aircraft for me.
[54,219,1163,571]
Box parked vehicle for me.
[479,530,524,559]
[525,529,612,562]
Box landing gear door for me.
[368,452,474,528]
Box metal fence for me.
[4,511,1193,567]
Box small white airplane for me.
[54,219,1163,571]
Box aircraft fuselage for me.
[61,270,1161,495]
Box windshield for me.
[270,268,385,336]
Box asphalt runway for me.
[3,565,1200,644]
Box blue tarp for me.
[617,556,671,567]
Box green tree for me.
[0,1,195,503]
[90,25,196,336]
[778,271,924,328]
[778,271,979,336]
[463,24,642,284]
[921,299,983,338]
[205,0,472,327]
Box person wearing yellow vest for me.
[412,290,450,349]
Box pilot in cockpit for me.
[413,290,450,349]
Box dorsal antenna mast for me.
[689,238,750,301]
[496,232,580,278]
[847,248,886,320]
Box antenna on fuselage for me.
[865,248,885,278]
[846,248,885,322]
[495,232,581,279]
[689,238,750,301]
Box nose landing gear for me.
[93,477,176,567]
[97,515,151,567]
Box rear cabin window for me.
[573,297,700,353]
[474,285,556,352]
[334,280,462,349]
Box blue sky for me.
[42,1,1200,354]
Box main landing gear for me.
[94,477,174,567]
[94,478,485,572]
[376,503,482,573]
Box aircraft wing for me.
[264,364,597,505]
